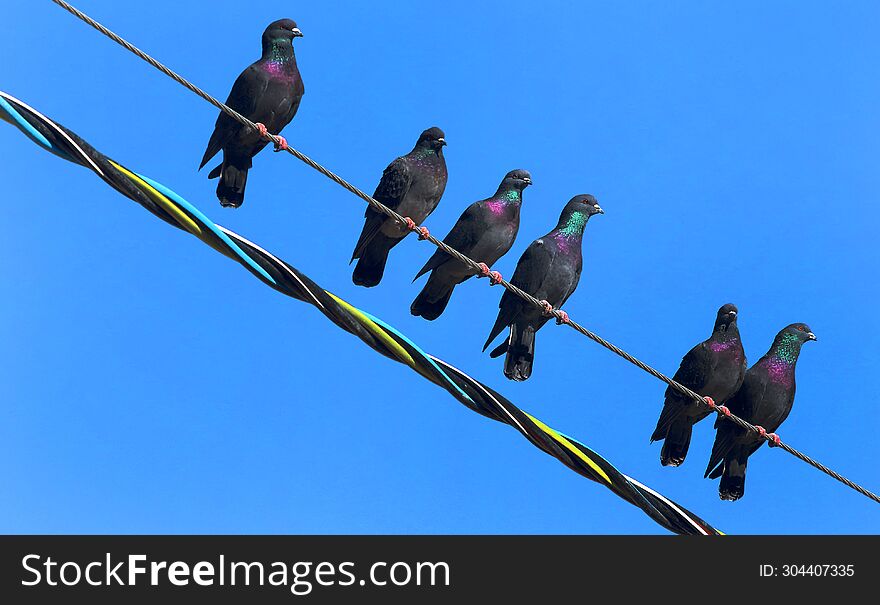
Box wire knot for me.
[477,263,503,285]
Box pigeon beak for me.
[437,138,447,146]
[807,332,817,341]
[594,205,605,214]
[291,28,303,37]
[523,178,532,186]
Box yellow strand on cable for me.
[109,161,202,237]
[525,413,612,484]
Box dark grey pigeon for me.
[411,170,532,320]
[483,195,604,381]
[705,323,817,501]
[351,127,448,287]
[651,304,746,467]
[199,19,305,208]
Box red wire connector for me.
[477,263,503,285]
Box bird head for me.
[783,322,818,343]
[567,194,604,217]
[417,127,447,152]
[264,19,303,42]
[714,303,739,332]
[501,169,533,191]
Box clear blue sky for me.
[2,1,878,534]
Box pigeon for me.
[483,195,604,381]
[410,170,532,320]
[705,323,817,501]
[199,19,305,208]
[650,304,746,467]
[351,127,448,287]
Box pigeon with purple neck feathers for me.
[351,127,448,287]
[705,323,817,501]
[199,19,305,208]
[651,303,746,467]
[483,195,604,381]
[411,169,532,320]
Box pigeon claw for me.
[555,310,570,325]
[539,300,554,316]
[767,432,781,447]
[477,263,503,285]
[703,396,716,409]
[717,405,731,418]
[273,135,288,152]
[400,217,429,240]
[254,122,269,138]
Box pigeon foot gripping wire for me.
[254,122,288,152]
[477,262,503,285]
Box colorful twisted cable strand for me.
[0,90,721,535]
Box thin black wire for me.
[49,0,880,505]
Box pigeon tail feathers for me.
[719,456,747,501]
[410,275,455,320]
[659,420,693,467]
[216,163,249,208]
[352,234,396,287]
[503,323,536,381]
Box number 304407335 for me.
[781,564,854,577]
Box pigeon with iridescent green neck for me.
[651,303,746,467]
[411,169,532,320]
[351,127,448,287]
[705,323,817,501]
[483,194,604,381]
[199,19,305,208]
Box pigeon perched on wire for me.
[199,19,305,208]
[351,127,448,287]
[705,323,817,501]
[411,169,532,320]
[483,194,604,381]
[651,304,746,467]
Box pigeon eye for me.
[797,325,805,331]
